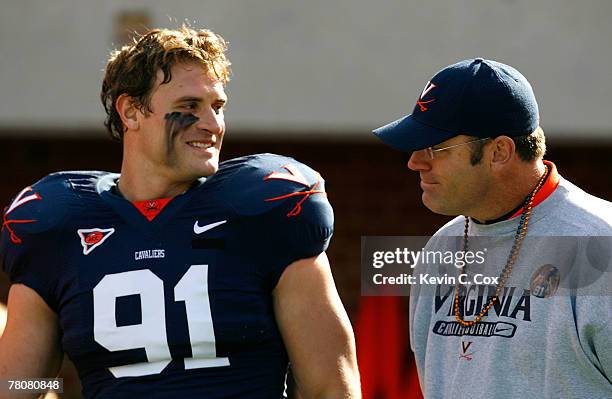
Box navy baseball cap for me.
[373,58,539,151]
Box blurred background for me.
[1,1,611,398]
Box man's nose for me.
[195,108,224,136]
[407,150,432,172]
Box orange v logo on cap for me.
[416,81,437,112]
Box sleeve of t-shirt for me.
[1,182,65,312]
[257,186,334,290]
[1,222,62,312]
[219,154,335,289]
[575,235,612,384]
[575,294,612,385]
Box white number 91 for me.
[93,265,229,378]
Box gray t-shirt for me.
[409,177,612,398]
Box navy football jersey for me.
[0,153,334,398]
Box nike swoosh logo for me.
[193,220,227,235]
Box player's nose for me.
[407,150,432,172]
[194,107,224,137]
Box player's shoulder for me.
[207,153,331,218]
[207,153,334,268]
[213,153,323,191]
[3,171,112,235]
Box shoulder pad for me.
[209,155,334,279]
[2,171,108,239]
[210,153,329,217]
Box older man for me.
[374,58,611,398]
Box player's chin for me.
[183,150,219,177]
[195,159,219,178]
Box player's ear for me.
[490,136,515,169]
[115,94,140,131]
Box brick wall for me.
[1,136,611,314]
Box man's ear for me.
[115,94,140,131]
[490,136,516,168]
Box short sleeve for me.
[275,187,334,260]
[1,222,62,312]
[216,154,335,289]
[255,190,334,290]
[1,180,67,312]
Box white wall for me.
[1,0,611,139]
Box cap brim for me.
[373,114,455,151]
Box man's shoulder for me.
[201,153,334,264]
[546,177,612,234]
[18,170,110,198]
[208,153,331,218]
[3,170,112,235]
[214,153,324,190]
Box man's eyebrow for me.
[174,96,203,104]
[173,96,227,104]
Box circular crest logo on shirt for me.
[530,264,560,298]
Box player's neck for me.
[118,160,193,202]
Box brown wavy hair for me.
[101,26,231,141]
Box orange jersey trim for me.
[131,198,173,221]
[509,160,560,219]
